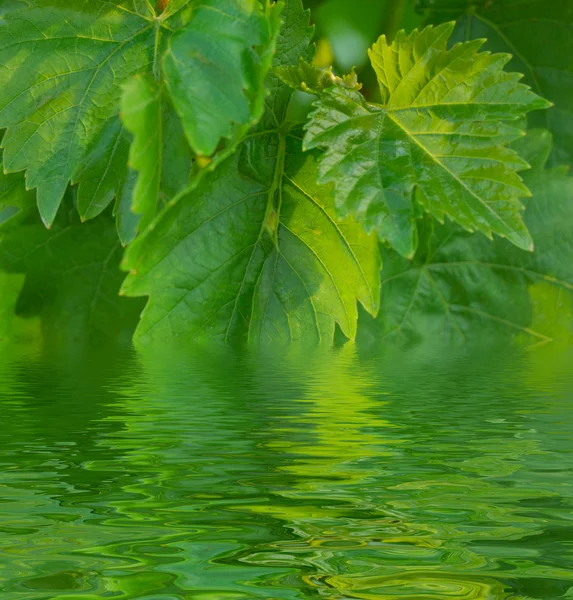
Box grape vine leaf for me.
[257,0,315,132]
[72,119,133,227]
[0,194,145,347]
[418,0,573,168]
[121,0,381,346]
[0,0,279,228]
[163,0,282,157]
[118,77,195,245]
[300,23,551,258]
[121,75,163,235]
[373,130,573,346]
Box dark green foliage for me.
[0,194,144,346]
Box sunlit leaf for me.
[275,61,362,95]
[302,23,551,257]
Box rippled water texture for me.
[1,342,573,599]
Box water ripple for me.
[0,343,572,598]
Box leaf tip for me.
[40,215,53,230]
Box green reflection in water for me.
[0,342,572,599]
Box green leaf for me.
[0,196,144,346]
[0,0,278,228]
[118,75,194,245]
[302,23,551,257]
[73,119,132,225]
[121,75,163,234]
[0,1,159,227]
[122,140,380,345]
[121,0,381,346]
[374,130,573,346]
[263,0,315,128]
[163,0,282,157]
[275,61,362,95]
[419,0,573,168]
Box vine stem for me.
[381,0,408,41]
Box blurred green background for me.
[303,0,422,99]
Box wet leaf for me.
[302,24,550,257]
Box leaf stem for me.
[381,0,408,41]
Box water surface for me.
[1,342,572,599]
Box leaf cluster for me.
[0,0,571,348]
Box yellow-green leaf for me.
[303,23,551,257]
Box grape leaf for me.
[73,119,133,227]
[163,0,282,157]
[0,195,144,347]
[121,0,381,346]
[418,0,573,168]
[0,1,158,227]
[121,75,163,235]
[0,135,35,230]
[0,0,279,228]
[373,130,573,346]
[260,0,315,129]
[301,23,551,258]
[118,77,194,245]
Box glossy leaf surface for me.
[303,23,551,257]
